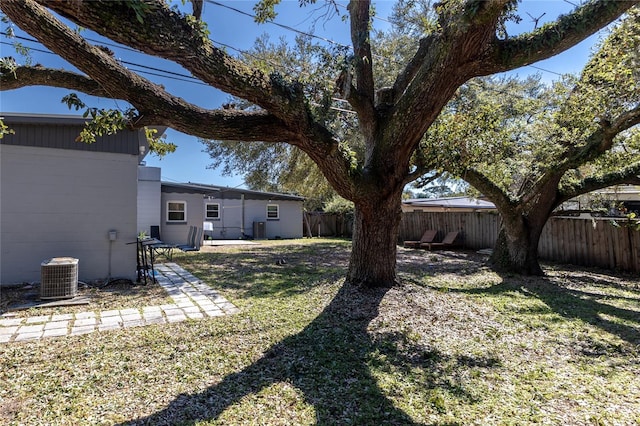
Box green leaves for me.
[418,7,640,214]
[253,0,282,23]
[61,93,86,111]
[0,118,15,139]
[146,128,177,157]
[418,75,554,195]
[0,56,18,78]
[121,0,153,24]
[60,93,175,156]
[564,8,640,128]
[76,108,129,144]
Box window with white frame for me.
[167,201,186,222]
[267,204,279,220]
[205,203,220,220]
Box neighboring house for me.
[0,113,154,285]
[148,180,304,244]
[556,184,640,217]
[402,197,497,213]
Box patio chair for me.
[421,231,460,250]
[178,226,203,252]
[404,229,438,248]
[148,225,176,261]
[176,226,196,250]
[150,225,161,240]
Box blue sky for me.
[0,1,608,188]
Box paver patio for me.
[0,263,238,344]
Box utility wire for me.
[333,2,393,25]
[205,0,351,50]
[0,37,543,109]
[2,11,569,110]
[2,33,355,102]
[2,3,570,85]
[204,0,568,77]
[1,36,358,114]
[528,64,564,77]
[3,33,341,92]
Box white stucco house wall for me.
[0,113,152,285]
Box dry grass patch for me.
[1,239,638,425]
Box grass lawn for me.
[1,239,638,425]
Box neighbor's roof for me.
[403,196,496,210]
[161,181,304,201]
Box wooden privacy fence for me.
[539,217,640,273]
[400,211,640,273]
[399,211,500,249]
[303,212,353,237]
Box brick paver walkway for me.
[0,263,238,344]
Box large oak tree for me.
[420,9,640,275]
[1,0,637,287]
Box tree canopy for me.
[2,0,638,286]
[419,9,640,274]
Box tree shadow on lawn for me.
[124,279,491,425]
[518,276,640,346]
[436,272,640,348]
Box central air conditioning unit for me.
[253,221,266,239]
[40,257,79,300]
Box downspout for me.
[241,193,245,238]
[221,190,225,237]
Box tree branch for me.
[392,35,436,102]
[347,0,375,125]
[558,162,640,205]
[463,168,517,213]
[611,104,640,135]
[0,65,296,142]
[555,104,640,175]
[383,0,515,168]
[1,0,362,201]
[30,0,308,123]
[403,168,441,187]
[482,0,640,74]
[1,66,106,95]
[2,1,183,111]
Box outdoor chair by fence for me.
[404,229,438,248]
[422,231,460,250]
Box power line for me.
[1,35,357,114]
[205,0,351,51]
[3,5,571,84]
[1,36,208,85]
[333,2,393,25]
[562,0,580,7]
[2,33,343,91]
[1,17,567,111]
[0,37,544,111]
[528,64,564,77]
[204,0,568,78]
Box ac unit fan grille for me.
[41,257,78,300]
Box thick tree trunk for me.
[347,189,403,288]
[489,214,547,276]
